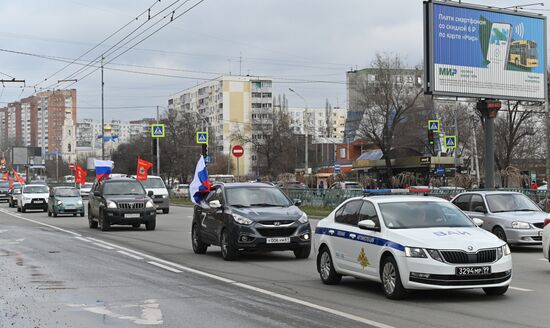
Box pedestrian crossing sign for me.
[151,124,165,138]
[428,120,440,132]
[196,131,208,144]
[444,135,457,149]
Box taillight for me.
[544,219,550,227]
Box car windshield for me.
[103,181,145,195]
[55,188,80,197]
[82,183,93,189]
[13,188,21,194]
[486,194,540,213]
[24,186,49,194]
[226,187,291,207]
[379,201,476,229]
[140,178,166,189]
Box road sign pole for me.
[237,157,240,181]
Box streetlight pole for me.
[289,88,309,175]
[156,106,160,176]
[101,55,105,160]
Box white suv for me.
[18,184,50,213]
[315,195,512,299]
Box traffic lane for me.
[0,211,374,328]
[5,205,550,328]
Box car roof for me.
[344,195,448,204]
[456,191,523,196]
[103,177,137,183]
[218,182,276,189]
[24,184,48,188]
[53,186,76,190]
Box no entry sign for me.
[232,145,244,158]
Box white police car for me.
[315,195,512,299]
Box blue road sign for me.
[334,162,341,173]
[444,135,457,149]
[196,132,208,144]
[151,124,165,138]
[436,166,445,177]
[428,120,440,132]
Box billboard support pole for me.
[546,100,550,184]
[477,100,501,189]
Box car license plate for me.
[32,200,44,204]
[124,213,141,218]
[456,266,491,276]
[266,237,290,244]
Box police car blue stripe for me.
[315,227,405,252]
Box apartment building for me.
[168,75,273,176]
[287,107,347,140]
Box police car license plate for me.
[124,213,140,218]
[266,237,290,244]
[456,266,491,276]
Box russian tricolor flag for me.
[190,155,211,205]
[94,160,113,181]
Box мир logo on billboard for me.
[438,67,458,76]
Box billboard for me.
[12,147,28,165]
[424,1,547,101]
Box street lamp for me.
[288,88,309,175]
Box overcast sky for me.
[0,0,547,121]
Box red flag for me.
[136,158,153,181]
[12,170,25,184]
[1,172,8,181]
[75,164,87,185]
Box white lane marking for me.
[93,242,115,250]
[75,236,92,243]
[68,299,163,325]
[0,209,81,237]
[118,250,144,260]
[6,217,394,328]
[510,286,534,292]
[147,261,182,273]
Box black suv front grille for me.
[259,220,295,226]
[441,249,497,264]
[256,227,296,237]
[117,202,145,209]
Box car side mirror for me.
[472,218,484,227]
[293,199,302,206]
[358,219,379,231]
[147,190,154,197]
[93,191,101,197]
[209,200,222,209]
[473,206,487,213]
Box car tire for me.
[380,256,408,300]
[145,219,156,231]
[162,208,169,214]
[99,210,110,231]
[43,207,47,213]
[483,285,509,296]
[317,247,341,285]
[293,245,311,259]
[17,206,21,212]
[493,226,507,243]
[80,212,84,217]
[21,206,26,213]
[192,224,208,254]
[220,229,237,261]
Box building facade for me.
[287,107,347,141]
[168,75,273,176]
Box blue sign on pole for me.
[436,166,445,177]
[204,155,212,164]
[334,162,341,174]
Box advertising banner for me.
[425,1,547,101]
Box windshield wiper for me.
[514,209,537,212]
[230,204,250,208]
[250,203,284,207]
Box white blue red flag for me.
[190,155,211,205]
[94,160,113,181]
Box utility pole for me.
[288,88,309,175]
[477,99,501,189]
[101,55,105,160]
[471,115,481,187]
[156,106,160,176]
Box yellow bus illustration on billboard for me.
[509,40,538,68]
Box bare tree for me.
[353,53,423,179]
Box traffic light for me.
[201,144,208,157]
[428,130,435,145]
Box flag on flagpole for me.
[136,157,153,181]
[94,160,113,181]
[75,164,87,185]
[12,170,25,184]
[1,172,8,181]
[189,155,211,205]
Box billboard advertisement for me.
[424,1,547,101]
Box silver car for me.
[451,191,546,246]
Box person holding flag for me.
[136,157,153,181]
[189,155,211,205]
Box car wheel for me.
[132,223,141,228]
[145,219,156,231]
[80,212,84,217]
[21,206,26,213]
[162,208,169,214]
[99,210,110,231]
[483,285,509,296]
[220,229,237,261]
[381,256,407,299]
[293,245,311,259]
[17,206,21,212]
[43,206,47,213]
[192,224,208,254]
[318,247,341,284]
[493,226,507,243]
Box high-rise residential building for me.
[168,75,273,176]
[6,102,21,146]
[287,107,347,140]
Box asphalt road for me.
[1,203,549,328]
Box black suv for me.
[192,183,311,261]
[88,177,157,231]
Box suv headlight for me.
[298,212,308,224]
[426,249,444,262]
[162,195,168,199]
[511,221,531,229]
[232,213,253,225]
[106,200,117,209]
[404,247,427,258]
[77,200,83,205]
[145,200,155,208]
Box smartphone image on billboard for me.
[487,22,512,70]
